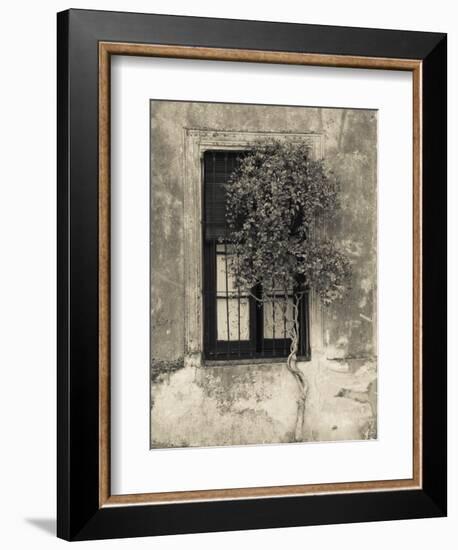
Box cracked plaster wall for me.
[150,101,377,448]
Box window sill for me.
[203,356,309,368]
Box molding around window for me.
[182,128,324,368]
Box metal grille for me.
[203,150,310,361]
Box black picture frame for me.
[57,8,447,541]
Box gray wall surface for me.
[150,100,377,448]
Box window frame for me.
[202,149,311,362]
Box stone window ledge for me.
[203,357,309,368]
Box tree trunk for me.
[286,297,308,441]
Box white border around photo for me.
[110,55,413,496]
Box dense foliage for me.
[225,140,351,305]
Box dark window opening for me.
[203,150,311,361]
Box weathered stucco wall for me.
[151,359,376,448]
[150,100,377,448]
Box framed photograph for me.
[57,9,447,541]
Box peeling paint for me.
[150,101,377,448]
[151,358,376,448]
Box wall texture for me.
[150,100,377,448]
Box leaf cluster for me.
[225,140,351,304]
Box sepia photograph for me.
[150,100,378,448]
[51,5,446,542]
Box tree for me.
[224,140,352,440]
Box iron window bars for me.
[203,150,310,361]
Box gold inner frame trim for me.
[98,41,422,508]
